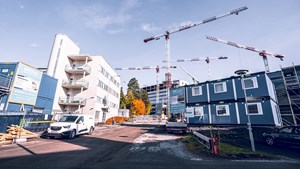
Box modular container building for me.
[172,71,281,126]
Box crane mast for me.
[144,6,248,118]
[206,35,284,73]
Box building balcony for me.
[65,64,91,75]
[62,79,89,89]
[58,97,86,106]
[68,55,93,62]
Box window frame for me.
[194,106,204,116]
[245,102,263,115]
[192,86,202,96]
[243,77,258,89]
[1,68,9,73]
[216,105,230,116]
[214,82,227,93]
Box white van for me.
[47,114,95,139]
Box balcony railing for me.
[58,97,86,106]
[62,79,89,89]
[65,64,91,75]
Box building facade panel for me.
[0,62,57,113]
[186,84,208,104]
[234,73,269,100]
[208,79,235,102]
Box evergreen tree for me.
[119,87,127,109]
[127,78,141,99]
[141,89,152,114]
[126,89,134,109]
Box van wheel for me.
[265,137,275,146]
[48,136,55,139]
[69,130,76,139]
[88,127,94,135]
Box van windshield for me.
[59,116,78,122]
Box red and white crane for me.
[206,35,284,73]
[164,56,227,81]
[115,65,177,115]
[144,6,248,118]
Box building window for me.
[216,105,229,116]
[95,111,100,120]
[243,77,258,89]
[1,68,9,73]
[192,86,202,96]
[214,82,227,93]
[194,107,204,116]
[246,103,263,115]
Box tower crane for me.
[144,6,248,118]
[115,65,177,115]
[206,35,285,73]
[164,56,227,81]
[179,66,200,84]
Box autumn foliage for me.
[131,99,146,117]
[106,116,128,124]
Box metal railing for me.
[65,64,91,74]
[192,130,212,150]
[58,97,86,106]
[62,79,89,89]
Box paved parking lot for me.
[0,124,299,169]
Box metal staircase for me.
[0,74,12,98]
[280,64,300,126]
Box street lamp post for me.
[235,69,256,152]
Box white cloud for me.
[141,23,159,32]
[19,5,24,9]
[64,0,139,31]
[29,43,39,48]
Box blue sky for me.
[1,0,300,88]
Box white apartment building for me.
[142,80,188,114]
[46,34,120,122]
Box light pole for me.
[234,69,256,152]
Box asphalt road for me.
[0,125,299,169]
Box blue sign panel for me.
[170,87,186,113]
[9,63,43,105]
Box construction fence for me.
[0,112,53,133]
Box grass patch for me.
[220,142,257,154]
[180,134,277,160]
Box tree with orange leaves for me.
[130,99,146,117]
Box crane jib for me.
[230,6,248,14]
[143,6,248,43]
[203,16,217,24]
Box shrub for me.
[106,116,128,124]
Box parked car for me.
[47,114,95,139]
[262,126,300,146]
